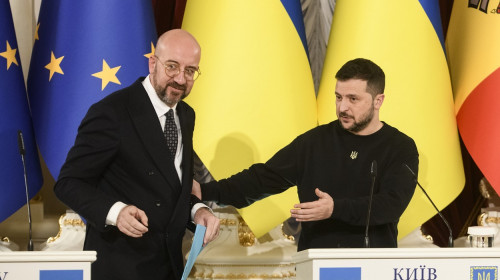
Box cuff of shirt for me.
[191,202,213,220]
[106,201,128,226]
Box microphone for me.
[17,130,34,251]
[404,164,453,247]
[17,130,25,155]
[364,160,377,248]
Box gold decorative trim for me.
[47,214,65,243]
[477,212,500,226]
[47,213,86,244]
[194,268,296,279]
[220,218,238,226]
[197,272,296,279]
[478,212,487,226]
[194,259,296,279]
[1,237,10,243]
[63,218,86,227]
[195,263,295,268]
[237,216,255,247]
[485,217,500,224]
[281,223,295,242]
[423,234,433,242]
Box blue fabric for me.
[419,0,446,52]
[27,0,157,178]
[0,1,43,222]
[281,0,310,58]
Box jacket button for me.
[155,200,161,207]
[148,171,155,175]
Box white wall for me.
[9,0,41,83]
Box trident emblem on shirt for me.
[350,151,358,159]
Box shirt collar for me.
[142,75,177,118]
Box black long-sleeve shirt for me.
[202,120,418,250]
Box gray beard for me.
[155,85,185,107]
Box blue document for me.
[181,224,206,280]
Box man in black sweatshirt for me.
[193,58,418,249]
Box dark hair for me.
[335,58,385,96]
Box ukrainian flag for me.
[27,0,157,178]
[317,0,465,238]
[182,0,317,237]
[447,1,500,195]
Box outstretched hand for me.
[116,205,149,238]
[290,188,334,222]
[192,179,202,200]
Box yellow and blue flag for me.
[0,1,43,222]
[317,0,465,238]
[182,0,317,237]
[447,1,500,195]
[27,1,157,178]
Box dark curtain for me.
[151,0,187,36]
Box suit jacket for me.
[54,78,199,280]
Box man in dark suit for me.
[54,29,219,280]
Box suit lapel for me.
[169,101,194,225]
[127,80,181,189]
[176,101,193,184]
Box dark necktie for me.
[164,109,178,157]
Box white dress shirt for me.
[105,76,205,226]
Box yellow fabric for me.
[182,0,317,237]
[447,1,500,113]
[316,0,465,238]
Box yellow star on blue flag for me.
[27,1,157,178]
[144,42,155,59]
[92,59,121,90]
[0,41,19,70]
[45,51,64,81]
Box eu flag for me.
[27,1,157,179]
[0,1,43,222]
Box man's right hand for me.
[192,179,202,200]
[290,188,334,222]
[116,205,149,238]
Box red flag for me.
[447,1,500,195]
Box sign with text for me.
[0,252,95,280]
[294,248,500,280]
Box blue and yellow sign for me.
[471,266,498,280]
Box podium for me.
[293,248,500,280]
[0,251,96,280]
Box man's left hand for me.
[194,207,220,246]
[290,188,334,222]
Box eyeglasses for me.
[154,55,201,81]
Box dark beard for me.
[339,105,374,133]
